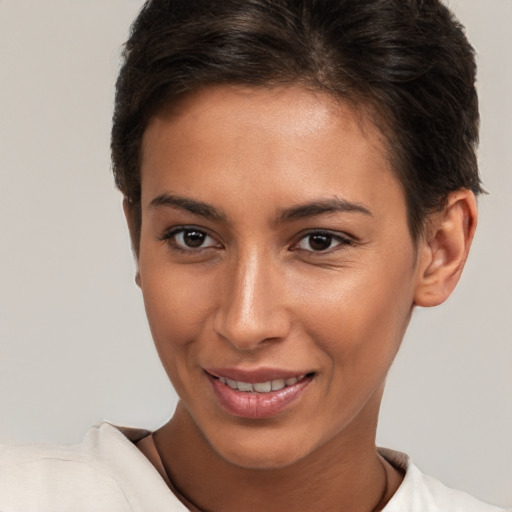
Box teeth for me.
[271,379,285,391]
[237,381,254,392]
[226,378,238,389]
[253,381,272,392]
[218,375,307,393]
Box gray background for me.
[0,0,510,507]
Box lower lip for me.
[206,373,312,419]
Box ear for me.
[123,198,142,288]
[414,189,478,307]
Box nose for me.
[212,250,291,351]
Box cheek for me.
[139,244,215,336]
[300,252,416,374]
[138,255,217,388]
[139,269,212,398]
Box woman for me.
[1,1,510,510]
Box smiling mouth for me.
[214,374,310,393]
[205,371,315,419]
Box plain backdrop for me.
[0,0,511,508]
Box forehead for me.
[140,85,404,220]
[143,85,385,154]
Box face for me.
[136,86,421,469]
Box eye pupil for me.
[184,230,205,248]
[309,234,332,251]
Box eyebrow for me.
[278,197,373,221]
[149,193,226,221]
[149,193,372,223]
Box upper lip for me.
[204,367,312,383]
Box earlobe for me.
[123,198,142,288]
[414,189,478,308]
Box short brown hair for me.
[111,0,481,240]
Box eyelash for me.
[291,230,355,254]
[159,226,355,255]
[159,226,221,253]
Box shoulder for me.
[0,423,186,512]
[380,448,511,512]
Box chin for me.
[206,427,312,470]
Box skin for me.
[125,85,477,512]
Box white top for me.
[0,422,509,512]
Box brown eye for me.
[307,234,333,251]
[164,227,220,251]
[295,231,351,253]
[182,230,206,248]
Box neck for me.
[154,395,402,512]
